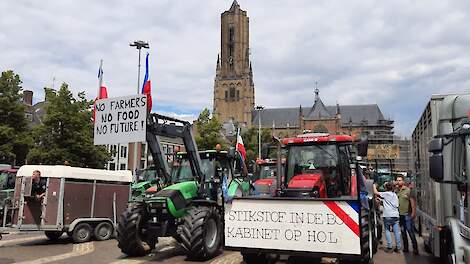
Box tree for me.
[240,127,272,164]
[194,108,227,150]
[27,83,110,168]
[0,70,31,165]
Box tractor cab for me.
[253,158,281,196]
[281,133,357,198]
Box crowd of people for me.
[371,173,419,255]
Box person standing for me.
[31,170,46,200]
[373,182,401,252]
[396,175,419,255]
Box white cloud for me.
[2,0,470,136]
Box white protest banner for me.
[94,94,147,145]
[224,199,361,255]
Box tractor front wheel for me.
[180,205,222,260]
[117,203,154,256]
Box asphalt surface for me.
[0,231,437,264]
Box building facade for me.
[213,0,255,127]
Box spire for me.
[216,54,220,70]
[307,82,332,119]
[230,0,240,11]
[314,81,319,102]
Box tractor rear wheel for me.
[180,205,222,260]
[117,203,153,256]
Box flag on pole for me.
[92,60,108,122]
[236,128,247,162]
[141,52,152,111]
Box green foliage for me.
[240,127,272,163]
[0,70,31,165]
[195,108,227,150]
[27,83,110,168]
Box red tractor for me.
[224,132,376,264]
[281,133,358,199]
[252,158,281,197]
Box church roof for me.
[306,98,332,119]
[252,104,389,129]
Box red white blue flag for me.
[92,60,108,122]
[141,52,152,111]
[236,128,246,162]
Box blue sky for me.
[2,0,470,137]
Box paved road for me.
[0,231,437,264]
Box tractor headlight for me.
[310,187,320,198]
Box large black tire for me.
[94,221,114,241]
[72,223,92,243]
[117,203,153,257]
[180,205,222,260]
[45,231,63,241]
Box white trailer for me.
[412,93,470,263]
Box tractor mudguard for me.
[155,189,186,211]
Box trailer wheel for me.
[180,205,222,260]
[94,221,114,241]
[45,231,63,241]
[72,223,92,243]
[117,203,153,257]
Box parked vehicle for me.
[117,113,250,259]
[252,158,281,196]
[413,93,470,263]
[3,165,131,242]
[0,168,17,233]
[224,133,377,264]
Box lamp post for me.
[130,40,149,181]
[255,105,264,159]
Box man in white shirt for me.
[373,182,401,253]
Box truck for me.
[224,133,377,264]
[1,165,132,242]
[117,113,250,259]
[412,93,470,263]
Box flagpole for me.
[98,59,103,94]
[130,40,149,182]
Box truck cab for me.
[425,94,470,263]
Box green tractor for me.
[117,114,250,259]
[0,168,16,231]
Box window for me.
[225,91,228,100]
[286,144,355,199]
[230,87,236,99]
[236,90,240,101]
[109,163,115,170]
[141,143,146,158]
[229,26,234,57]
[453,137,466,182]
[110,145,117,157]
[120,164,126,170]
[120,146,127,158]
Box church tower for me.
[213,0,254,127]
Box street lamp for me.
[129,40,150,94]
[255,105,264,159]
[130,40,149,180]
